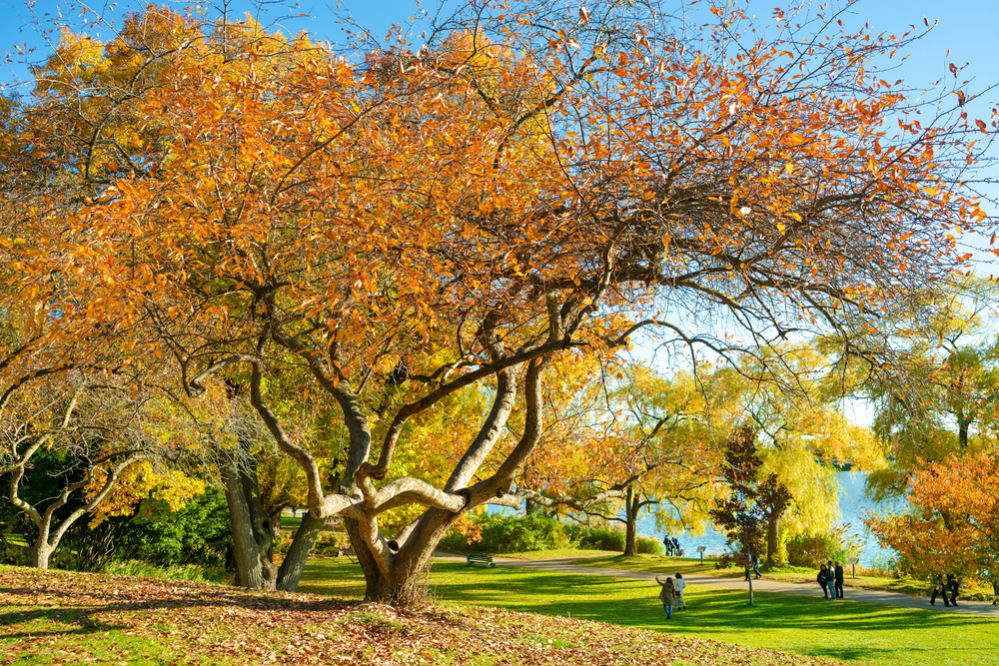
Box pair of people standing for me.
[817,561,844,599]
[662,535,682,557]
[930,574,960,607]
[655,573,686,619]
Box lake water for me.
[640,471,901,567]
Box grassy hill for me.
[296,558,998,666]
[1,564,836,666]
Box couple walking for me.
[655,573,686,619]
[930,574,960,607]
[818,561,844,599]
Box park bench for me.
[466,553,496,568]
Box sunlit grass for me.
[300,557,998,666]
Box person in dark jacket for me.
[818,564,830,599]
[947,574,960,606]
[930,574,950,606]
[833,561,845,599]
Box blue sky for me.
[0,0,994,88]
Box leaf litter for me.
[0,565,841,665]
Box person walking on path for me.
[663,534,673,556]
[930,574,951,606]
[834,561,845,599]
[818,564,830,599]
[752,554,762,579]
[672,537,682,556]
[674,573,687,610]
[947,574,960,607]
[656,575,676,619]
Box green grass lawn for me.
[552,552,994,600]
[279,514,303,531]
[300,557,998,666]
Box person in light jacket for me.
[674,572,687,610]
[656,575,676,619]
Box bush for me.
[566,525,625,551]
[313,530,349,556]
[481,513,574,553]
[440,512,668,554]
[636,536,663,555]
[785,525,862,568]
[441,513,658,554]
[441,513,573,553]
[715,552,747,569]
[114,485,233,568]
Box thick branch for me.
[247,359,328,516]
[372,342,565,484]
[445,366,517,491]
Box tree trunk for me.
[276,512,325,591]
[766,515,779,567]
[219,450,277,590]
[29,538,53,569]
[270,509,285,539]
[957,413,970,450]
[312,360,540,605]
[345,519,426,603]
[748,570,754,605]
[344,506,458,604]
[623,486,638,557]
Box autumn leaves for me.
[1,0,994,601]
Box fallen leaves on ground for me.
[0,565,840,665]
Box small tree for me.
[866,452,999,585]
[0,374,153,569]
[711,426,792,604]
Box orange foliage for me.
[3,1,995,597]
[866,452,999,581]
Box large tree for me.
[5,1,995,602]
[837,278,999,499]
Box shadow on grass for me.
[291,557,998,665]
[424,563,997,639]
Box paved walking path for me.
[484,556,999,618]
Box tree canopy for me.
[2,0,995,601]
